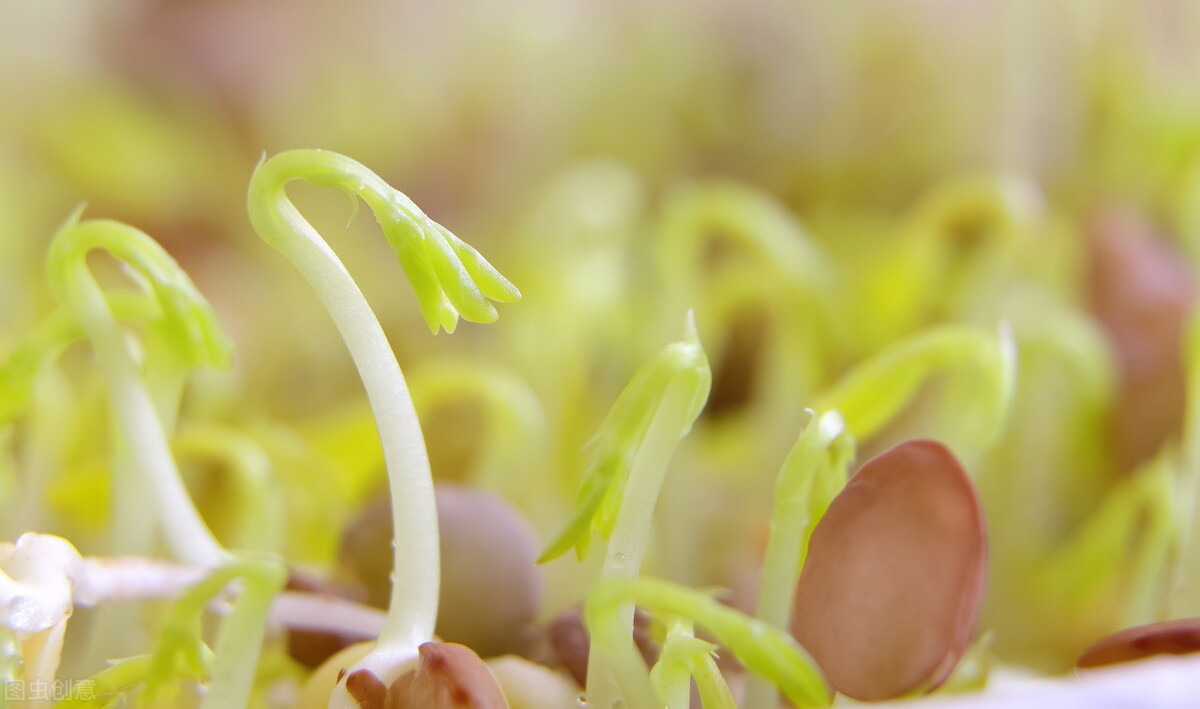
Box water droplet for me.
[611,552,628,568]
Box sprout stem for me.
[199,557,287,709]
[585,376,700,707]
[248,152,439,655]
[47,219,228,568]
[247,149,517,699]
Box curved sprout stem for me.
[815,324,1016,468]
[656,180,832,305]
[46,217,229,568]
[899,174,1042,321]
[246,149,518,701]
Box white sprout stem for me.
[76,441,155,676]
[108,426,153,557]
[586,379,696,709]
[58,257,225,568]
[248,153,438,656]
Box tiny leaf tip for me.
[62,203,88,228]
[683,308,699,336]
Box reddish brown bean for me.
[1077,618,1200,669]
[791,439,987,701]
[284,569,373,669]
[544,605,660,688]
[345,669,388,709]
[386,642,508,709]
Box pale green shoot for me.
[539,313,709,708]
[140,555,287,708]
[742,410,854,709]
[586,577,831,709]
[10,367,70,538]
[46,216,288,705]
[1000,289,1115,415]
[247,149,518,704]
[904,174,1042,247]
[46,215,231,568]
[1122,455,1180,628]
[815,324,1016,468]
[539,313,711,563]
[650,618,694,709]
[650,618,736,709]
[851,175,1040,349]
[249,149,519,336]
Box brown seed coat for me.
[1077,618,1200,669]
[791,439,987,701]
